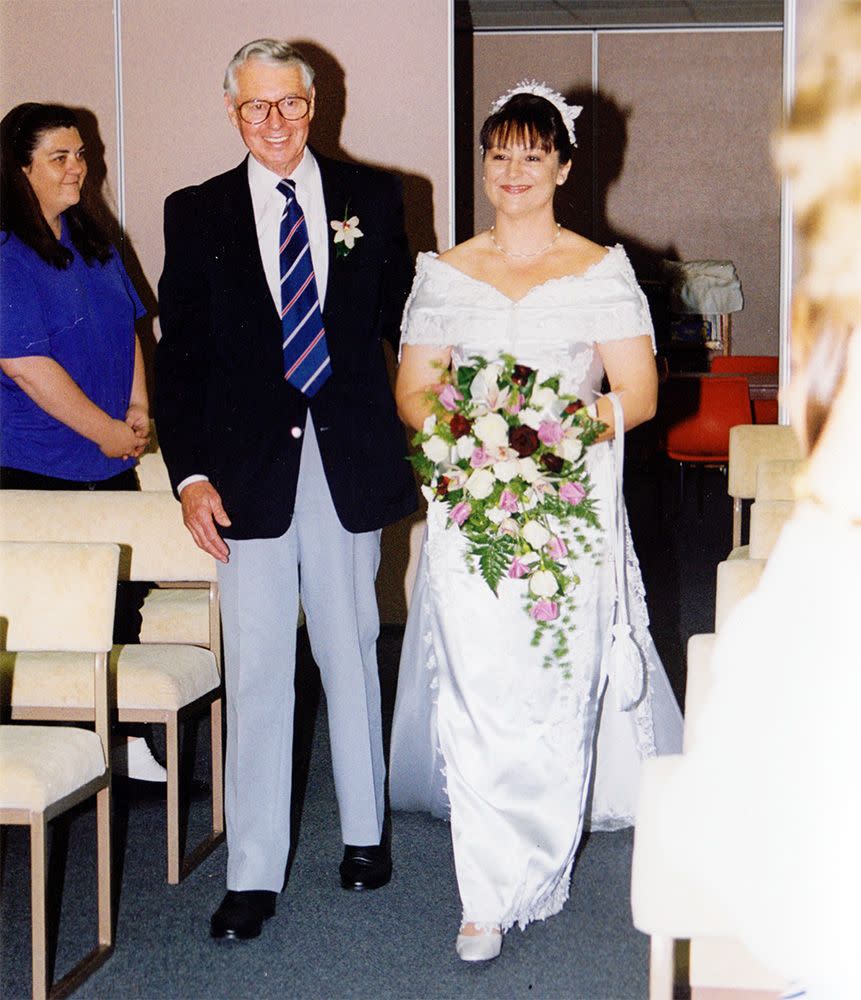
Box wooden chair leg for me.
[30,814,49,1000]
[732,496,742,549]
[649,934,675,1000]
[210,697,224,836]
[166,715,180,884]
[96,784,112,947]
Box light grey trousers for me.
[218,416,385,891]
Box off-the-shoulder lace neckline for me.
[418,244,624,305]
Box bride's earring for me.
[456,923,503,962]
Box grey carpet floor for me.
[1,460,730,999]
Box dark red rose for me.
[540,452,564,474]
[449,413,472,439]
[436,477,449,497]
[511,364,534,386]
[563,399,584,415]
[509,424,539,457]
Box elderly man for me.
[156,39,416,940]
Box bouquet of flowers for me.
[409,353,606,676]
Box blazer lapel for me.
[316,152,350,323]
[217,159,280,325]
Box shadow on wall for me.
[73,106,158,400]
[557,87,679,285]
[294,40,438,260]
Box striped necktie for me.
[277,178,331,397]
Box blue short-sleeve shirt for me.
[0,221,145,481]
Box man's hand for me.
[180,481,232,562]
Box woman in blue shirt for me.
[0,102,164,781]
[0,102,149,486]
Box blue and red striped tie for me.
[277,179,331,397]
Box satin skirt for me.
[390,446,683,929]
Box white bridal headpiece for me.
[489,79,583,147]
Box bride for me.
[390,82,682,961]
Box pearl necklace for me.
[489,223,561,259]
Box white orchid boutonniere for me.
[330,209,363,258]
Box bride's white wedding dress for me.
[390,246,683,931]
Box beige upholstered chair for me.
[748,499,794,560]
[631,633,788,999]
[0,541,119,1000]
[0,491,224,883]
[714,558,766,632]
[755,458,801,502]
[727,425,801,555]
[135,448,172,492]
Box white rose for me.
[455,435,476,461]
[486,507,509,525]
[421,435,450,463]
[518,407,543,430]
[498,517,519,536]
[465,467,496,500]
[420,484,436,503]
[530,386,558,412]
[492,458,520,483]
[557,435,584,463]
[473,412,509,449]
[422,414,437,435]
[521,520,551,549]
[529,569,559,597]
[518,457,540,483]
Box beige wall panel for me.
[598,30,783,354]
[0,0,120,219]
[121,0,449,312]
[472,33,593,238]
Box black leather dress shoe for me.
[210,890,276,940]
[339,842,392,891]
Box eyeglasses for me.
[236,95,311,125]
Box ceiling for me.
[465,1,784,30]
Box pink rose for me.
[546,535,568,560]
[499,489,519,513]
[470,446,492,468]
[530,599,559,622]
[508,556,530,579]
[506,392,524,415]
[437,384,463,412]
[537,420,564,446]
[559,481,586,506]
[449,501,472,526]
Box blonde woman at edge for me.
[653,3,861,997]
[391,84,683,961]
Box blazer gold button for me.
[291,426,303,439]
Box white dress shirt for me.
[178,149,328,494]
[247,148,329,312]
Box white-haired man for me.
[156,39,415,940]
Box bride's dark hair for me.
[479,93,572,165]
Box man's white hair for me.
[223,39,314,98]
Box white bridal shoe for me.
[455,924,503,962]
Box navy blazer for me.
[155,152,417,539]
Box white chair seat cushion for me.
[140,588,210,645]
[1,645,219,712]
[0,725,105,811]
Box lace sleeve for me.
[398,253,452,360]
[591,246,657,353]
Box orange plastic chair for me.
[711,355,778,424]
[663,376,753,507]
